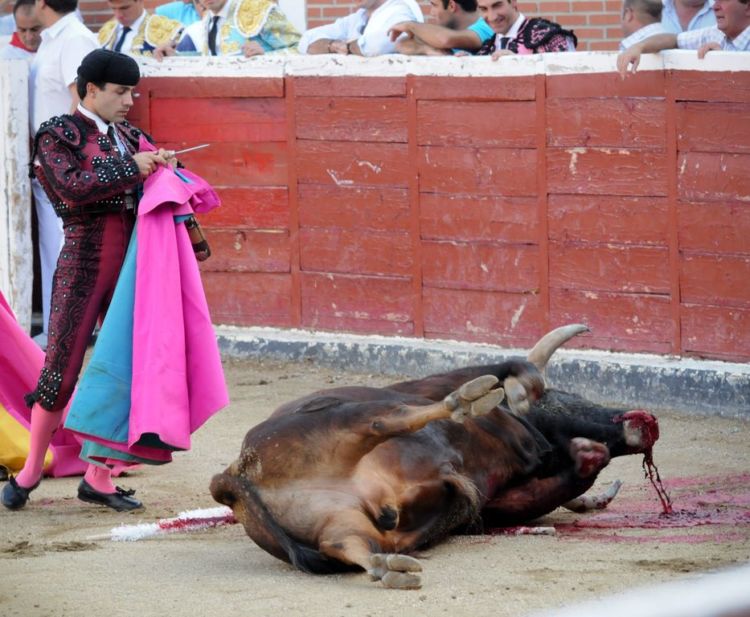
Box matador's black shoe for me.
[77,479,143,512]
[1,475,42,510]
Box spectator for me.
[0,0,42,60]
[98,0,182,57]
[154,0,204,26]
[28,0,98,351]
[158,0,299,58]
[1,0,15,35]
[475,0,577,58]
[618,0,750,75]
[621,0,666,50]
[662,0,716,33]
[389,0,494,55]
[299,0,424,56]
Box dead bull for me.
[210,324,659,589]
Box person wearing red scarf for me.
[0,0,41,59]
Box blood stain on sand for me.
[553,472,750,544]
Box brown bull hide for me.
[210,325,659,589]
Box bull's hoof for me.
[503,376,530,416]
[370,553,422,589]
[444,375,504,423]
[570,437,610,478]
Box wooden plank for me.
[678,152,750,202]
[421,241,539,292]
[413,76,536,100]
[286,75,302,327]
[293,76,406,97]
[672,71,750,104]
[203,272,292,326]
[678,201,750,254]
[298,185,409,232]
[296,141,410,187]
[300,273,414,335]
[417,100,536,147]
[407,74,424,338]
[423,287,544,345]
[681,304,750,361]
[299,229,413,276]
[681,254,750,307]
[199,187,289,229]
[420,193,538,243]
[550,288,674,354]
[200,229,290,273]
[142,76,284,98]
[549,243,671,294]
[677,102,750,153]
[546,72,665,98]
[419,146,537,196]
[158,141,288,187]
[295,97,408,142]
[149,98,286,143]
[547,147,668,196]
[546,98,666,148]
[548,195,669,245]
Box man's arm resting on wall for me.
[617,33,678,77]
[390,21,483,51]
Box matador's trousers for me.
[26,211,135,412]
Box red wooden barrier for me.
[130,65,750,362]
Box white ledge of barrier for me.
[135,50,750,79]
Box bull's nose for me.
[620,409,659,449]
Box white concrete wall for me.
[0,59,32,330]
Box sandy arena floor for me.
[1,358,749,617]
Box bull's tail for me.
[209,472,356,575]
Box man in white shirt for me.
[662,0,717,33]
[0,0,41,60]
[618,0,750,76]
[299,0,424,56]
[620,0,667,50]
[29,0,97,349]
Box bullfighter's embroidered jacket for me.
[98,12,182,57]
[478,18,577,55]
[180,0,300,55]
[31,112,150,220]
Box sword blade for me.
[170,143,210,156]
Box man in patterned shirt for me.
[618,0,750,75]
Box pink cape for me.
[63,137,229,464]
[128,145,229,449]
[0,293,86,477]
[128,140,229,452]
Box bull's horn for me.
[527,324,590,370]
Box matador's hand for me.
[133,151,168,177]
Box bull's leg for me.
[481,438,610,526]
[317,511,423,589]
[370,375,504,436]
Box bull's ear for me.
[527,324,590,370]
